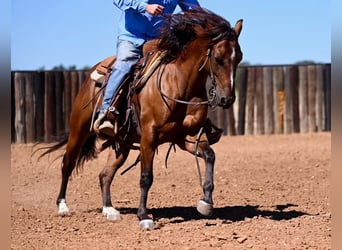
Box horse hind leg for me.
[56,143,78,216]
[179,134,215,217]
[56,134,95,216]
[57,152,74,216]
[99,147,130,221]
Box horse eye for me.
[215,57,224,65]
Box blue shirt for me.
[113,0,200,46]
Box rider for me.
[94,0,200,137]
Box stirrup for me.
[94,109,117,137]
[93,109,108,134]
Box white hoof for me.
[197,200,213,217]
[58,199,70,216]
[102,206,122,221]
[139,219,154,229]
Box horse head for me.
[157,8,243,109]
[209,19,243,109]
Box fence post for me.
[273,67,284,134]
[316,65,324,132]
[308,65,317,132]
[299,66,308,133]
[255,67,264,135]
[11,72,15,142]
[323,64,331,131]
[44,71,56,142]
[24,73,35,143]
[292,67,300,133]
[246,67,256,135]
[14,72,26,143]
[255,67,265,134]
[237,67,247,135]
[63,71,71,131]
[263,67,274,134]
[34,71,45,141]
[284,66,299,134]
[55,71,64,138]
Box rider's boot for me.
[99,120,115,137]
[94,108,119,137]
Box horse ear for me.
[234,19,243,37]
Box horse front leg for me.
[197,142,215,216]
[99,147,130,221]
[137,141,155,229]
[180,134,215,217]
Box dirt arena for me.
[11,133,331,249]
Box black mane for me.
[157,8,236,60]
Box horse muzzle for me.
[219,95,236,109]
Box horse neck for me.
[174,40,210,96]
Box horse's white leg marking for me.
[230,47,236,89]
[58,199,70,216]
[102,206,122,221]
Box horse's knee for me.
[140,172,153,189]
[182,115,203,135]
[203,145,215,163]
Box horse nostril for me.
[220,97,228,106]
[220,96,235,108]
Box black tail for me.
[33,134,69,161]
[75,134,98,173]
[33,134,98,173]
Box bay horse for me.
[41,8,243,229]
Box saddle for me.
[90,39,161,85]
[90,56,116,83]
[90,43,167,143]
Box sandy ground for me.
[11,132,331,249]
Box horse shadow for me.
[118,203,308,224]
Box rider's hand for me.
[146,4,164,16]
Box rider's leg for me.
[95,39,142,136]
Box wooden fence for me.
[11,64,331,143]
